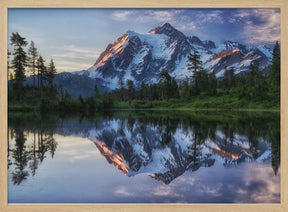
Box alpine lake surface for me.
[8,110,280,203]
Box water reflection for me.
[8,111,280,187]
[8,116,58,185]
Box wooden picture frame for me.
[0,0,287,211]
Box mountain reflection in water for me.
[8,111,280,203]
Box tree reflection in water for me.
[8,115,58,185]
[8,111,280,185]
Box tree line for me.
[8,32,58,110]
[8,32,280,112]
[102,41,280,106]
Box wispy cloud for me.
[53,60,93,72]
[196,10,224,24]
[49,45,101,72]
[8,8,280,74]
[143,10,183,23]
[114,186,134,196]
[237,9,280,44]
[51,45,99,59]
[112,10,135,21]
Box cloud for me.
[176,22,197,31]
[51,45,99,59]
[196,10,224,24]
[132,10,182,26]
[112,10,135,21]
[53,60,93,72]
[114,186,134,196]
[233,9,280,45]
[49,45,101,72]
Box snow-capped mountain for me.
[55,117,275,184]
[74,23,272,90]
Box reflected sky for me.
[8,134,280,203]
[8,112,280,203]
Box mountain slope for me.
[26,23,272,97]
[78,23,272,90]
[24,72,108,98]
[55,117,274,184]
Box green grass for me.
[8,102,40,112]
[111,95,280,112]
[8,93,280,113]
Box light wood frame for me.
[0,0,287,211]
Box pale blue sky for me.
[8,8,280,73]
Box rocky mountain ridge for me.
[74,23,272,90]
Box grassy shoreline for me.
[8,99,280,113]
[109,96,280,112]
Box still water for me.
[8,111,280,203]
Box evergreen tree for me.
[140,81,148,100]
[59,84,64,100]
[187,49,203,74]
[11,128,30,185]
[118,77,125,101]
[64,90,71,99]
[247,60,262,99]
[207,71,217,95]
[187,50,204,95]
[28,41,38,87]
[8,49,12,76]
[180,77,190,99]
[188,124,204,168]
[37,56,46,99]
[270,41,280,87]
[230,68,236,89]
[126,80,135,100]
[10,32,28,99]
[160,70,171,100]
[269,41,280,102]
[94,84,100,98]
[171,78,180,98]
[46,59,57,87]
[223,67,229,90]
[197,70,209,93]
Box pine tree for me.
[247,60,262,99]
[187,49,203,74]
[126,80,135,100]
[223,67,229,90]
[7,49,11,76]
[181,77,190,99]
[171,78,179,98]
[269,41,280,102]
[37,56,46,99]
[207,71,217,95]
[160,70,171,100]
[270,41,280,87]
[118,77,125,101]
[46,59,57,87]
[94,84,100,98]
[64,90,71,99]
[28,41,38,87]
[187,50,204,95]
[230,68,236,89]
[10,32,28,100]
[140,81,148,100]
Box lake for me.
[8,110,280,203]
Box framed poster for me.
[0,0,287,211]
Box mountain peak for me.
[148,23,174,32]
[126,30,138,37]
[161,22,174,30]
[223,40,246,52]
[78,24,272,92]
[148,23,185,39]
